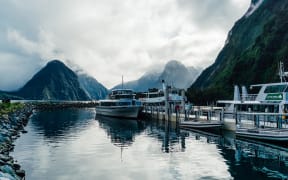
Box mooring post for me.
[181,89,185,121]
[162,80,169,121]
[221,108,224,122]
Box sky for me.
[0,0,250,90]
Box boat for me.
[139,88,184,105]
[218,62,288,115]
[217,61,288,142]
[236,128,288,142]
[96,89,143,119]
[180,120,223,129]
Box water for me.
[11,108,288,180]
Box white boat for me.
[217,62,288,142]
[140,88,184,104]
[96,89,143,119]
[236,128,288,141]
[180,120,223,129]
[218,62,288,115]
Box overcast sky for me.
[0,0,250,90]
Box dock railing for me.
[189,106,224,122]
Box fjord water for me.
[11,109,288,180]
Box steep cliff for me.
[188,0,288,104]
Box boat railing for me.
[235,112,288,129]
[240,94,258,101]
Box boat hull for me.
[236,128,288,141]
[96,106,142,119]
[180,121,223,129]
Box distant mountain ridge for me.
[187,0,288,104]
[15,60,90,100]
[112,60,201,92]
[0,60,108,100]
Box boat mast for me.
[122,75,124,89]
[279,61,287,83]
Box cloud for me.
[0,0,250,90]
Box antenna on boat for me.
[279,61,288,82]
[122,75,124,89]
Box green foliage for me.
[186,86,232,105]
[0,102,24,116]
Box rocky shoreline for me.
[0,104,33,180]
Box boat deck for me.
[236,127,288,141]
[180,119,223,129]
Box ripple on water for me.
[10,109,288,180]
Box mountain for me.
[187,0,288,105]
[158,61,200,89]
[0,90,22,100]
[112,71,161,92]
[78,73,108,100]
[15,60,90,100]
[112,60,201,91]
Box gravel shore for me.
[0,104,33,180]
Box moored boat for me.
[139,87,184,105]
[96,89,143,119]
[236,127,288,142]
[217,62,288,115]
[217,62,288,142]
[180,120,223,129]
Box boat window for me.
[112,90,133,95]
[118,102,131,106]
[100,102,117,106]
[236,104,276,113]
[284,104,288,113]
[249,86,261,94]
[264,85,287,93]
[148,88,159,92]
[274,105,279,113]
[149,92,164,98]
[114,95,133,99]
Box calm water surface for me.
[11,108,288,180]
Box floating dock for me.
[142,105,288,133]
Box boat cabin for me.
[139,88,184,105]
[218,82,288,114]
[109,89,136,100]
[99,99,142,107]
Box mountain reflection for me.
[31,109,95,141]
[96,115,146,147]
[29,109,288,179]
[16,109,288,179]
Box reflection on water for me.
[31,109,95,142]
[11,108,288,180]
[184,129,288,180]
[233,139,288,179]
[145,120,184,153]
[97,115,147,147]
